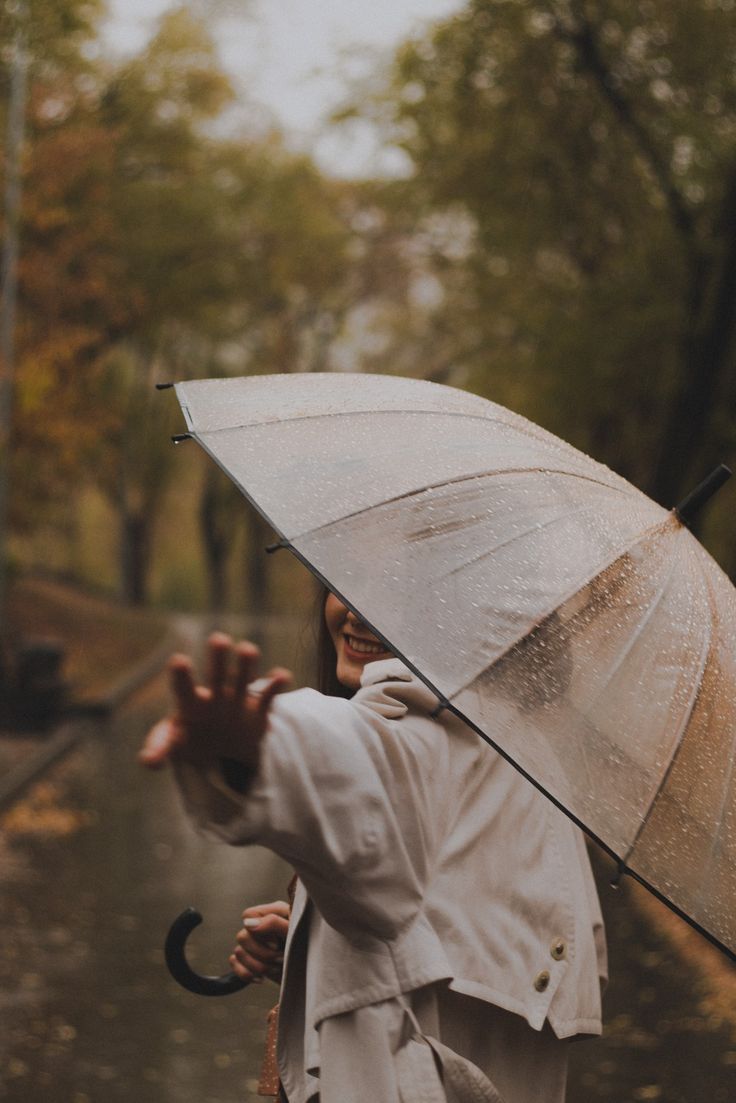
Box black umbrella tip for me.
[674,464,732,526]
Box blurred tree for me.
[93,346,180,605]
[211,136,357,372]
[0,0,101,72]
[199,460,240,614]
[5,5,241,601]
[98,7,236,349]
[96,10,410,610]
[190,140,363,618]
[0,0,29,626]
[89,8,240,603]
[2,2,425,609]
[1,0,109,536]
[360,0,736,536]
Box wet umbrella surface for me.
[168,372,736,959]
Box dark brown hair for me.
[315,583,353,698]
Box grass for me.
[5,575,168,702]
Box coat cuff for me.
[171,753,268,843]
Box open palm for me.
[140,633,291,772]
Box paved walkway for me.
[0,671,290,1103]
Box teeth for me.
[347,635,385,655]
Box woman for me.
[140,591,607,1103]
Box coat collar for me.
[358,657,442,717]
[359,657,413,686]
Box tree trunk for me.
[199,469,229,614]
[244,510,273,646]
[560,10,736,515]
[121,510,151,606]
[651,166,736,510]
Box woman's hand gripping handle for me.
[231,901,291,985]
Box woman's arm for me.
[141,636,450,941]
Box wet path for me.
[0,671,290,1103]
[567,853,736,1102]
[1,630,735,1101]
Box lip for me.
[342,633,391,661]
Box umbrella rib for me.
[444,503,598,579]
[620,551,715,868]
[192,409,523,438]
[180,378,629,497]
[189,405,579,448]
[445,515,676,704]
[190,406,630,493]
[559,540,683,809]
[290,465,638,545]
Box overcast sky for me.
[102,0,463,177]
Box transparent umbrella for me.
[162,372,736,975]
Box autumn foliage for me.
[3,0,736,607]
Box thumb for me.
[256,668,292,723]
[138,718,183,769]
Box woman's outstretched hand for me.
[138,633,292,772]
[230,900,291,984]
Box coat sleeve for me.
[172,680,452,941]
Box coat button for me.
[533,970,550,992]
[550,938,566,961]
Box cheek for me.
[324,596,344,648]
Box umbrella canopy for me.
[169,373,736,960]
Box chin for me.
[337,662,363,691]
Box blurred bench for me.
[1,639,67,732]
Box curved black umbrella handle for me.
[165,908,250,996]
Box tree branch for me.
[652,160,736,504]
[552,2,695,248]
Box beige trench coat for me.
[174,659,607,1102]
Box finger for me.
[242,901,290,920]
[236,930,284,961]
[168,655,199,712]
[255,669,292,723]
[138,718,183,769]
[228,953,257,983]
[233,642,260,705]
[232,946,270,975]
[207,633,232,696]
[244,914,289,946]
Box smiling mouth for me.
[344,634,389,656]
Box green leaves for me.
[356,1,736,530]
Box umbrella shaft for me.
[674,464,731,525]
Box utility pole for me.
[0,3,29,631]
